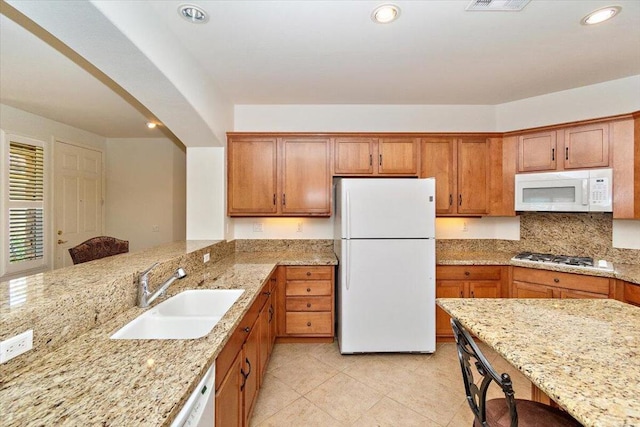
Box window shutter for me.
[8,141,45,265]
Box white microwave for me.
[515,168,612,212]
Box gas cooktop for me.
[512,252,614,272]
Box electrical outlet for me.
[151,225,160,232]
[1,330,33,363]
[296,222,303,233]
[462,221,468,232]
[203,252,210,263]
[253,222,263,232]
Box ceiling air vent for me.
[466,0,531,11]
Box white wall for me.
[496,75,640,131]
[234,104,496,132]
[612,219,640,250]
[105,138,186,252]
[186,147,226,240]
[232,218,334,239]
[0,103,106,149]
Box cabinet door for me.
[624,282,640,307]
[258,301,270,383]
[242,320,260,425]
[563,123,610,169]
[215,352,242,427]
[281,138,331,215]
[435,281,464,338]
[421,138,456,215]
[378,138,419,175]
[457,138,489,215]
[512,281,554,298]
[334,137,375,175]
[559,289,608,299]
[469,281,500,299]
[517,131,557,172]
[228,137,278,215]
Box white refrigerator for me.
[334,178,436,354]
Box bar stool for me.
[451,318,583,427]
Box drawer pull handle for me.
[464,271,470,276]
[307,322,312,327]
[306,271,312,276]
[263,291,271,296]
[307,303,311,308]
[268,305,274,322]
[243,326,250,333]
[554,278,560,283]
[307,288,311,292]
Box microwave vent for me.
[466,0,531,11]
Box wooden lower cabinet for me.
[623,281,640,307]
[436,266,505,340]
[277,266,335,340]
[215,270,277,427]
[512,267,613,299]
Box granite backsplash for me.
[437,212,639,265]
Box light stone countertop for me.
[437,298,640,427]
[0,251,337,427]
[437,250,640,285]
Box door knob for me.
[57,239,68,244]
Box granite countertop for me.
[1,251,337,427]
[437,298,640,427]
[436,250,640,285]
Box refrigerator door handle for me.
[346,190,352,239]
[345,239,351,290]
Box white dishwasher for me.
[171,364,215,427]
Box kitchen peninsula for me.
[437,298,640,427]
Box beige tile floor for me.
[250,341,532,427]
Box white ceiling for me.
[1,0,639,137]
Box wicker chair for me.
[451,318,582,427]
[68,236,129,265]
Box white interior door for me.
[54,141,103,268]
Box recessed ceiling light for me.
[371,4,401,24]
[581,6,621,25]
[146,122,157,129]
[178,4,209,24]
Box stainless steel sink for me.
[111,289,244,339]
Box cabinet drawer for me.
[285,312,332,335]
[286,266,333,280]
[286,296,332,312]
[512,267,610,295]
[436,266,502,281]
[286,280,332,296]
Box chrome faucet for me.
[137,263,187,308]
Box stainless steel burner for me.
[512,252,613,272]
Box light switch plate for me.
[253,223,263,232]
[204,252,210,263]
[1,329,33,363]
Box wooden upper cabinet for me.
[378,138,419,175]
[227,136,331,217]
[281,138,331,215]
[228,137,278,215]
[421,138,456,215]
[517,131,557,172]
[563,123,610,169]
[457,138,489,215]
[612,118,639,219]
[334,137,375,174]
[517,122,611,174]
[333,137,418,176]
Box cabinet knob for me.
[464,271,470,276]
[307,303,311,308]
[554,278,560,283]
[243,326,250,333]
[307,322,312,327]
[306,271,311,276]
[263,291,271,296]
[307,287,311,292]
